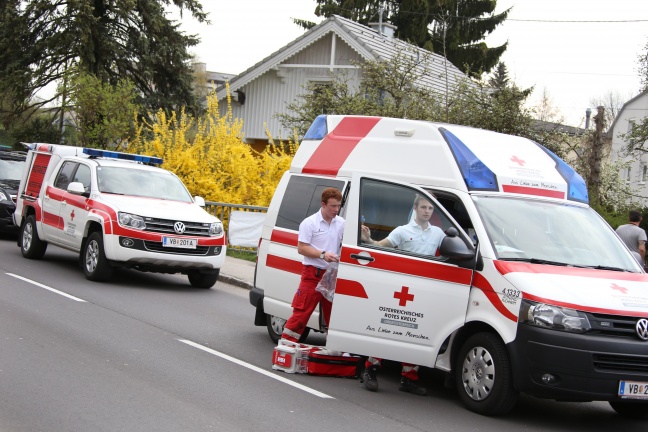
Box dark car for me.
[0,148,27,232]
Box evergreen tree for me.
[0,1,207,129]
[310,0,509,77]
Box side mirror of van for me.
[67,182,86,196]
[194,196,206,207]
[440,227,475,261]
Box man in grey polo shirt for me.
[616,210,647,268]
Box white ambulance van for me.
[13,144,226,288]
[250,115,648,417]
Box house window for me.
[642,164,648,183]
[628,119,636,133]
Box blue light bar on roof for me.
[82,148,163,165]
[441,128,498,191]
[303,115,328,140]
[534,142,589,204]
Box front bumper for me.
[0,200,17,231]
[509,323,648,402]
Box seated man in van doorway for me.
[358,194,445,396]
[280,187,345,343]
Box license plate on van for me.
[162,237,197,249]
[618,381,648,399]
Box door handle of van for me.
[350,253,374,262]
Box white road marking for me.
[178,339,334,399]
[6,273,87,302]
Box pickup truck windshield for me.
[474,195,641,272]
[97,166,193,203]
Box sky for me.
[176,1,648,127]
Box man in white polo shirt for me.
[281,187,345,343]
[358,194,445,396]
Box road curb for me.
[218,274,252,290]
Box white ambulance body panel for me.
[251,115,648,416]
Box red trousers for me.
[281,265,332,342]
[365,357,420,381]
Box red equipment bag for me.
[306,349,362,378]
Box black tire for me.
[609,401,648,419]
[83,231,113,282]
[265,314,310,344]
[455,332,518,416]
[20,215,47,259]
[188,270,219,288]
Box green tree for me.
[309,0,509,76]
[0,0,207,130]
[65,72,139,149]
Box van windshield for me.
[97,166,193,203]
[473,195,641,272]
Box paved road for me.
[0,234,643,431]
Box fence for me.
[204,201,268,252]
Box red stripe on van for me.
[494,260,648,282]
[471,272,518,322]
[335,279,368,299]
[271,229,298,247]
[341,247,472,285]
[524,292,648,318]
[501,185,565,199]
[302,117,381,176]
[266,254,304,275]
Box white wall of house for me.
[610,92,648,205]
[220,33,364,142]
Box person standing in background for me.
[616,210,647,268]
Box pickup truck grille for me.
[143,217,212,237]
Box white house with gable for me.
[608,91,648,206]
[215,15,467,151]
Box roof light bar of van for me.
[303,115,328,140]
[534,143,589,204]
[440,128,499,192]
[82,148,163,165]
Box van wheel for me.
[20,215,47,259]
[455,332,517,416]
[266,314,310,343]
[609,401,648,419]
[83,232,113,282]
[188,271,219,288]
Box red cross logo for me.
[510,155,526,166]
[394,286,414,306]
[70,210,75,221]
[611,283,628,294]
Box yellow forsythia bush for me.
[128,88,296,206]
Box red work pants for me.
[281,265,332,342]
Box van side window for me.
[72,164,91,193]
[276,176,345,231]
[359,179,453,259]
[54,162,77,190]
[432,191,476,244]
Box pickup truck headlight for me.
[118,212,146,230]
[209,222,223,236]
[520,300,591,333]
[0,190,8,201]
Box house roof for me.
[607,90,648,139]
[216,14,466,99]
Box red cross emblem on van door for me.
[510,155,526,166]
[70,210,75,221]
[394,286,414,306]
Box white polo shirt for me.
[298,209,345,269]
[386,219,445,256]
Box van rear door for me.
[327,173,474,368]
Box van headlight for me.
[520,300,591,333]
[209,222,223,236]
[118,212,146,230]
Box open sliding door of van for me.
[327,173,474,368]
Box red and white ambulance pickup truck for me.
[251,115,648,417]
[13,144,226,288]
